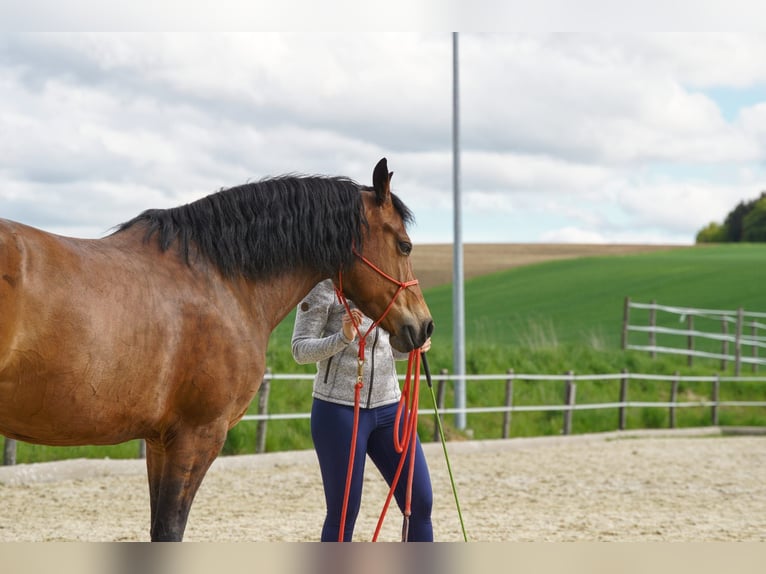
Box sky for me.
[1,32,766,245]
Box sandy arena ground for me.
[0,428,764,542]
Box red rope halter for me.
[333,247,423,542]
[334,248,419,361]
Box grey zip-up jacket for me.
[291,279,409,408]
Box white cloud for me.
[462,151,613,194]
[642,34,766,88]
[739,103,766,147]
[1,32,766,245]
[540,226,692,245]
[540,226,609,244]
[614,179,757,235]
[460,34,764,165]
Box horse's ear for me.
[372,157,391,205]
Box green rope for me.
[422,352,468,542]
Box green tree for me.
[742,196,766,242]
[724,200,750,241]
[695,221,728,243]
[698,190,766,243]
[723,191,766,242]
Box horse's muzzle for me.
[391,319,434,352]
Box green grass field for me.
[425,242,766,350]
[8,243,766,462]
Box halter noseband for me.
[334,247,419,360]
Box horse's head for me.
[337,158,434,353]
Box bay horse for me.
[0,157,433,541]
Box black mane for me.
[114,174,413,280]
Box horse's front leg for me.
[148,422,227,542]
[145,440,163,532]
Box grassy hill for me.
[424,242,766,352]
[265,242,766,364]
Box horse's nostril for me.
[401,321,434,350]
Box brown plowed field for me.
[411,243,683,289]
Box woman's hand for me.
[342,308,364,341]
[420,337,432,353]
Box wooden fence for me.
[4,369,766,465]
[622,297,766,375]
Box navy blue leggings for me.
[311,398,434,542]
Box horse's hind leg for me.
[147,424,227,542]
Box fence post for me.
[255,368,271,454]
[649,299,657,359]
[711,373,720,426]
[618,368,628,431]
[434,369,448,442]
[622,297,631,350]
[138,439,146,459]
[735,307,744,377]
[563,371,576,435]
[752,321,758,374]
[502,368,514,439]
[686,315,694,367]
[721,318,729,371]
[669,371,679,429]
[3,437,16,466]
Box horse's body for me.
[0,158,432,541]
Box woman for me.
[291,278,433,542]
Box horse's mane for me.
[114,175,414,280]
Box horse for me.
[0,157,433,541]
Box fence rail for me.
[4,369,766,465]
[622,297,766,374]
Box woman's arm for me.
[291,282,354,364]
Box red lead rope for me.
[334,248,421,542]
[373,349,421,542]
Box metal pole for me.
[452,32,466,430]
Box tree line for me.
[696,191,766,243]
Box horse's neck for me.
[248,271,327,332]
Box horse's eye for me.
[398,241,412,256]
